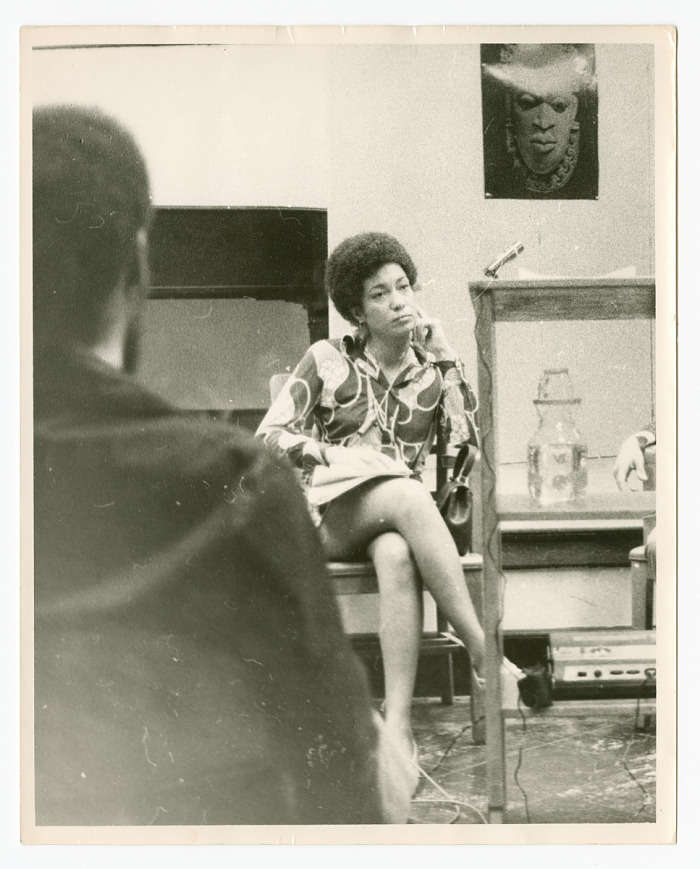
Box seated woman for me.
[257,232,489,772]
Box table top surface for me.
[494,458,656,526]
[497,491,656,523]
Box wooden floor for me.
[408,698,656,825]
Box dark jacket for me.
[33,348,384,825]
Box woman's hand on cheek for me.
[414,307,455,362]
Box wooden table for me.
[469,277,655,823]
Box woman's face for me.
[358,263,415,340]
[512,88,579,175]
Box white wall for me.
[31,45,331,207]
[31,41,655,456]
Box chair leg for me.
[630,557,647,630]
[463,563,486,743]
[470,671,486,745]
[440,652,455,706]
[645,576,655,630]
[435,607,457,705]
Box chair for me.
[629,544,655,629]
[628,445,656,630]
[268,374,486,741]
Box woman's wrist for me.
[435,355,459,375]
[432,341,457,360]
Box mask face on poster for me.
[511,89,579,176]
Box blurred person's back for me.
[31,105,384,825]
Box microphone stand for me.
[484,242,525,278]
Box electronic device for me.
[550,628,656,698]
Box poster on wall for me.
[481,43,599,199]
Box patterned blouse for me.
[256,332,479,505]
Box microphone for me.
[484,241,525,278]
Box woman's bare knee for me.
[370,532,420,597]
[369,532,413,572]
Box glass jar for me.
[527,368,588,504]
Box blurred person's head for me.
[33,105,152,372]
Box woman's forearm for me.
[255,347,327,468]
[439,359,480,450]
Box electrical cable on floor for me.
[620,740,653,821]
[409,751,489,825]
[406,714,490,824]
[512,695,532,823]
[431,717,473,768]
[619,668,656,821]
[633,693,642,732]
[408,696,534,824]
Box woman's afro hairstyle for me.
[324,232,418,325]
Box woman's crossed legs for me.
[320,476,486,758]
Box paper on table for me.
[307,460,411,506]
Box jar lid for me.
[536,368,580,402]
